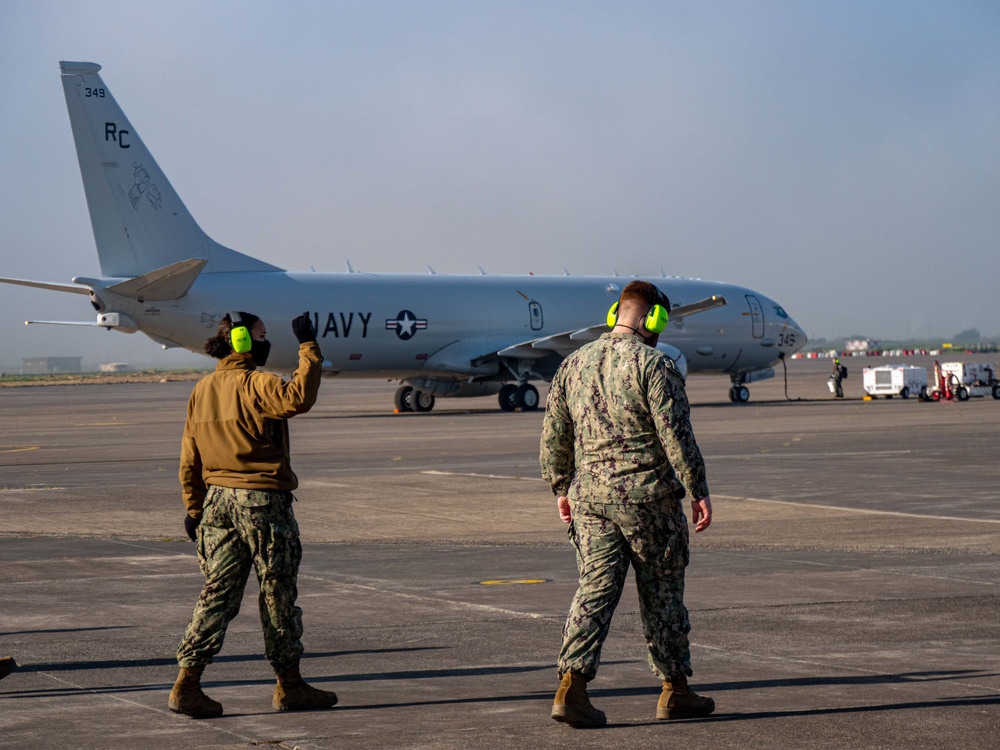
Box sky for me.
[1,1,999,370]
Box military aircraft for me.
[0,61,807,411]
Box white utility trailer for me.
[862,365,928,400]
[933,362,1000,401]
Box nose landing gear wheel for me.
[730,385,750,403]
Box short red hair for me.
[619,280,669,312]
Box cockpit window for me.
[773,306,789,319]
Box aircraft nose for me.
[767,300,807,352]
[784,316,808,352]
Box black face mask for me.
[250,339,271,367]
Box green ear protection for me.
[229,311,252,354]
[606,298,669,334]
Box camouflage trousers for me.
[176,486,304,672]
[558,498,692,681]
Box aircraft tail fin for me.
[58,61,280,277]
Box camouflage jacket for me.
[179,342,322,518]
[540,332,709,505]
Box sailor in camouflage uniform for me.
[169,311,337,718]
[540,280,715,728]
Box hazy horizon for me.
[2,1,998,371]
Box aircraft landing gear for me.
[498,384,517,412]
[728,385,750,403]
[515,383,540,411]
[497,382,540,411]
[394,385,413,411]
[394,385,436,413]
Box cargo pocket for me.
[265,513,301,578]
[661,521,690,572]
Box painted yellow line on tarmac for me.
[479,579,548,586]
[0,446,40,453]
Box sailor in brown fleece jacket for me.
[169,310,337,719]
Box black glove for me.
[292,312,317,344]
[184,514,200,542]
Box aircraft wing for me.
[670,294,728,318]
[497,295,727,359]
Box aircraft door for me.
[745,295,764,338]
[529,300,543,331]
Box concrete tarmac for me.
[1,356,999,748]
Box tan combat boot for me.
[551,671,607,728]
[168,666,223,718]
[656,674,715,720]
[0,656,16,680]
[273,663,338,711]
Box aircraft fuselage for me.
[91,271,805,380]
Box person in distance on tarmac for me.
[169,311,337,719]
[831,358,847,398]
[540,280,715,728]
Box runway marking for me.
[428,474,1000,525]
[707,548,1000,588]
[0,486,65,492]
[722,494,1000,524]
[21,670,259,743]
[0,446,40,453]
[691,643,1000,694]
[300,574,549,620]
[422,470,544,481]
[710,450,914,459]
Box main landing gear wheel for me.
[514,383,540,411]
[729,385,750,403]
[498,384,517,412]
[413,390,435,412]
[394,385,414,412]
[394,386,435,413]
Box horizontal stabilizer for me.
[104,258,208,301]
[0,276,92,295]
[28,311,138,333]
[25,320,101,326]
